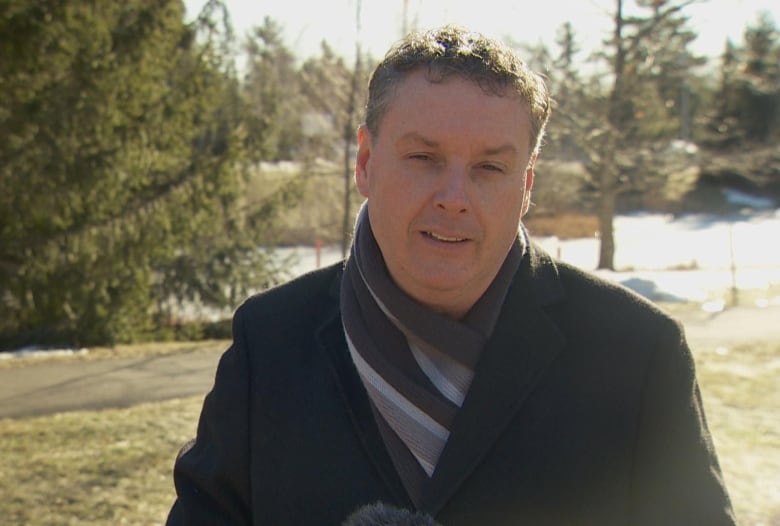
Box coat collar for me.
[316,242,567,514]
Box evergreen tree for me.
[708,12,780,145]
[547,22,591,162]
[241,17,303,161]
[0,0,284,349]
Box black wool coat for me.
[167,244,736,526]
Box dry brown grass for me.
[693,339,780,526]
[0,396,203,525]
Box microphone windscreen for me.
[342,502,442,526]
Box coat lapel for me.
[315,282,414,508]
[421,245,567,514]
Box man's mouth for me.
[424,231,467,243]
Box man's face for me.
[355,70,536,318]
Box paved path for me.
[1,305,778,420]
[679,304,780,346]
[0,347,222,419]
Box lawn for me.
[0,339,777,525]
[693,339,780,526]
[0,396,203,525]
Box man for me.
[167,26,736,525]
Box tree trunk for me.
[597,190,617,270]
[595,0,624,271]
[608,0,628,127]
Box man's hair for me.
[365,25,552,156]
[342,502,441,526]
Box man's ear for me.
[521,153,537,217]
[355,125,372,198]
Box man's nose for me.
[434,163,469,214]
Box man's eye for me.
[478,163,506,173]
[409,154,433,161]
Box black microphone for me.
[342,502,442,526]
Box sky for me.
[184,0,778,64]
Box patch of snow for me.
[0,346,88,361]
[701,299,727,313]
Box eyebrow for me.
[396,132,518,156]
[396,132,439,149]
[482,144,518,156]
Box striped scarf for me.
[340,205,523,498]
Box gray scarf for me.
[340,204,523,502]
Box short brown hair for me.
[365,25,552,155]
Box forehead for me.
[377,71,531,150]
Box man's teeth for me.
[427,232,465,242]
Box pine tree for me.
[0,0,284,348]
[241,17,303,162]
[710,12,780,145]
[700,12,780,202]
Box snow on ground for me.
[0,347,89,361]
[278,210,780,308]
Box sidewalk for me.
[679,304,780,346]
[0,346,222,419]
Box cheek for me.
[483,178,526,210]
[373,167,424,208]
[485,187,526,234]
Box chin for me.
[410,268,474,295]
